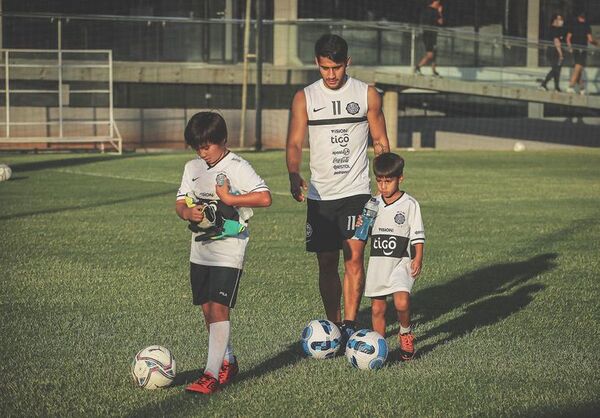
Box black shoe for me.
[538,84,548,91]
[555,87,562,92]
[432,70,441,78]
[337,320,357,354]
[414,66,422,75]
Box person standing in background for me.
[566,10,599,95]
[415,0,444,77]
[540,13,565,92]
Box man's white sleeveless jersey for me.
[364,193,425,297]
[176,151,269,269]
[304,77,370,201]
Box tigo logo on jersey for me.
[371,235,409,258]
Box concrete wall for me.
[2,106,597,151]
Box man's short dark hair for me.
[184,111,228,149]
[314,34,348,62]
[373,152,405,177]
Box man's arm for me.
[286,90,309,202]
[367,86,390,156]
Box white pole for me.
[58,19,63,138]
[5,50,9,138]
[410,28,416,70]
[239,0,251,148]
[108,50,114,139]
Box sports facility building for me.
[0,0,598,151]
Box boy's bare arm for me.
[176,199,205,222]
[411,243,424,278]
[215,186,272,208]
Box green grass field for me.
[1,149,599,417]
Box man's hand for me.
[289,172,308,202]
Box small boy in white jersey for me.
[176,112,271,394]
[363,152,425,361]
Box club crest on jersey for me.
[395,212,406,225]
[346,102,360,115]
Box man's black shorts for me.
[422,31,437,53]
[190,263,242,308]
[306,194,370,253]
[573,49,587,66]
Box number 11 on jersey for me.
[332,101,341,115]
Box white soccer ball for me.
[0,164,12,182]
[301,319,342,359]
[131,345,176,389]
[345,329,388,370]
[513,142,526,152]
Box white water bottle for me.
[216,173,254,222]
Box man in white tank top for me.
[286,34,390,344]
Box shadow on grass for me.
[9,154,143,173]
[130,254,556,415]
[0,189,174,221]
[384,253,557,359]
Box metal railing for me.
[1,12,597,68]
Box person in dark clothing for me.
[415,0,444,77]
[540,13,565,92]
[566,11,599,94]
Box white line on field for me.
[51,168,290,196]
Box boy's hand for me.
[215,178,233,205]
[411,258,422,278]
[185,206,205,223]
[355,215,363,227]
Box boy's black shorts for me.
[190,263,242,308]
[306,194,370,253]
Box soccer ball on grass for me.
[0,164,12,182]
[345,329,388,370]
[301,319,342,359]
[131,345,176,389]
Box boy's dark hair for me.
[314,34,348,62]
[373,152,405,177]
[184,111,227,149]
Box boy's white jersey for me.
[364,192,425,297]
[304,77,370,200]
[176,151,269,269]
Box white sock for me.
[399,324,412,334]
[204,321,230,379]
[224,342,235,363]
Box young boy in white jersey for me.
[176,112,271,394]
[363,153,425,361]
